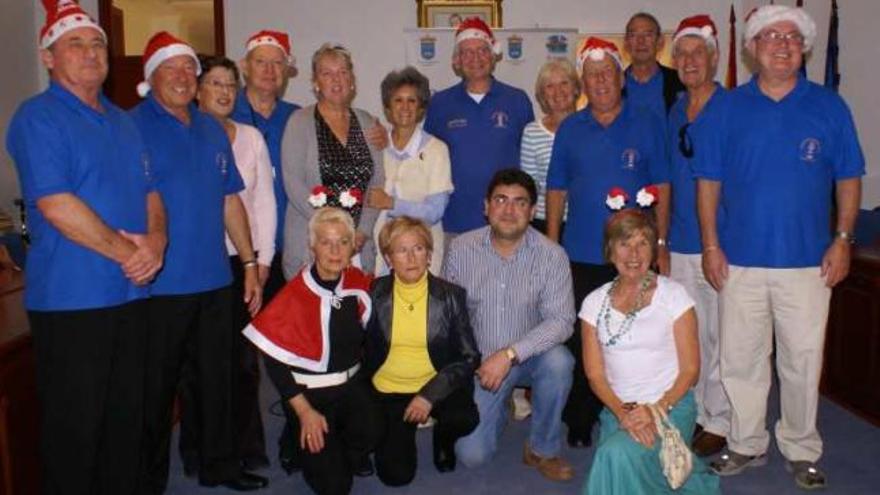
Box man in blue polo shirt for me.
[130,32,266,492]
[6,2,165,493]
[546,37,669,448]
[623,12,685,118]
[232,29,300,299]
[230,28,301,474]
[667,15,730,458]
[424,17,534,242]
[694,6,863,490]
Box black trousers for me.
[373,386,478,487]
[29,300,148,495]
[562,262,617,439]
[139,287,238,494]
[179,257,267,470]
[289,374,380,495]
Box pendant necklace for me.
[598,272,655,347]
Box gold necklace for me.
[394,288,422,312]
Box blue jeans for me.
[455,345,574,467]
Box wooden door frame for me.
[96,0,225,108]
[97,0,226,55]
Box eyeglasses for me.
[490,194,531,209]
[389,244,428,258]
[459,46,492,60]
[625,31,658,41]
[678,123,693,159]
[755,30,804,45]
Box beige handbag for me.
[649,403,694,489]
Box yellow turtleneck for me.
[372,272,437,393]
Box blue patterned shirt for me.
[442,226,574,361]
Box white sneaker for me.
[512,388,532,421]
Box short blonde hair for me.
[308,207,355,247]
[534,59,581,115]
[603,209,658,264]
[378,216,433,257]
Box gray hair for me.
[534,58,581,115]
[308,207,355,248]
[380,66,431,113]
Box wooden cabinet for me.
[822,246,880,427]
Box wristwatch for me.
[834,231,855,244]
[505,347,518,365]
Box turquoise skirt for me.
[583,391,721,495]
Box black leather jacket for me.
[365,273,481,405]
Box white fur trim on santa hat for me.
[455,28,502,56]
[247,36,285,55]
[577,48,623,73]
[745,5,817,51]
[136,44,200,98]
[673,26,717,50]
[40,12,105,49]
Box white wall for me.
[3,1,877,210]
[0,0,40,218]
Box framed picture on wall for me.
[417,0,503,28]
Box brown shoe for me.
[692,431,727,457]
[523,443,574,482]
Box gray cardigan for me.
[280,104,385,278]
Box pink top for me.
[226,121,277,266]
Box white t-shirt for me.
[579,276,694,403]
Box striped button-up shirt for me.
[443,226,574,362]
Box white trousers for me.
[719,266,830,462]
[670,252,730,436]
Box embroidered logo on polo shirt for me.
[447,118,468,129]
[621,148,640,170]
[217,152,229,176]
[800,138,821,163]
[491,111,509,129]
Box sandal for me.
[785,460,826,490]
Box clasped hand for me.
[619,404,657,448]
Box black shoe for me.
[279,453,302,475]
[566,429,592,448]
[242,455,270,471]
[433,443,456,473]
[183,461,199,479]
[354,454,374,477]
[200,471,268,491]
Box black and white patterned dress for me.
[315,108,374,226]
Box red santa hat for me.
[577,37,623,73]
[136,31,201,98]
[673,15,718,51]
[39,0,106,49]
[246,29,297,69]
[455,17,502,56]
[744,5,817,51]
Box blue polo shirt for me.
[130,95,244,295]
[692,75,865,268]
[667,84,725,255]
[625,66,666,120]
[231,92,299,251]
[424,79,534,233]
[6,82,151,311]
[547,102,669,264]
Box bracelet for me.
[656,238,667,247]
[834,231,855,244]
[241,259,258,269]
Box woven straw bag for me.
[649,403,694,489]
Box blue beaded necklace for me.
[598,272,656,347]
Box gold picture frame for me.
[417,0,503,28]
